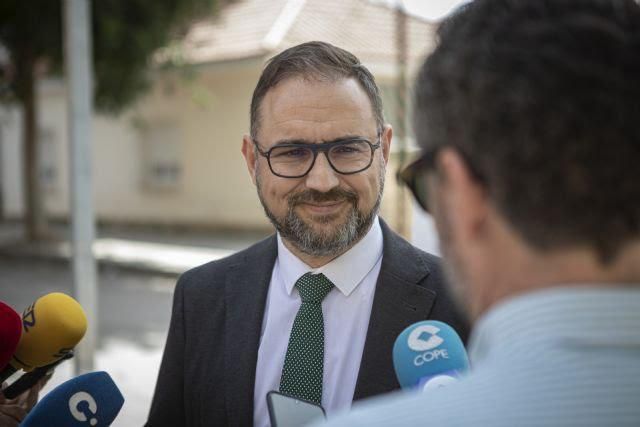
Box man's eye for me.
[273,148,309,158]
[338,147,357,153]
[333,144,364,154]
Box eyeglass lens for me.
[269,140,373,177]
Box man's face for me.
[242,77,391,258]
[423,150,491,321]
[430,188,472,316]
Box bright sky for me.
[406,0,471,21]
[374,0,472,21]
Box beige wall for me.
[92,60,270,229]
[1,60,413,234]
[0,80,70,219]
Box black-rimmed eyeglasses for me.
[253,135,381,178]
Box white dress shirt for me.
[253,217,384,427]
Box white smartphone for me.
[266,391,326,427]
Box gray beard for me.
[278,197,375,257]
[257,167,384,258]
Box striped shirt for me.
[319,286,640,427]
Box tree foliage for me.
[1,0,224,111]
[0,0,227,239]
[92,0,228,112]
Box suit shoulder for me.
[407,244,442,273]
[381,220,442,274]
[177,234,276,293]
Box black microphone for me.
[2,352,74,399]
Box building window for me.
[140,122,182,191]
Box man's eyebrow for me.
[273,135,367,146]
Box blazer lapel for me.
[224,235,278,426]
[353,220,437,400]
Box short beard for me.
[257,162,384,258]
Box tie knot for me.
[295,273,334,304]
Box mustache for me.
[288,188,358,206]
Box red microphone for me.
[0,301,22,372]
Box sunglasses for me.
[399,147,485,214]
[399,149,439,213]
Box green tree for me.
[0,0,226,240]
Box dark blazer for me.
[146,220,469,427]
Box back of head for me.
[250,41,384,139]
[414,0,640,263]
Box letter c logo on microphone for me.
[69,391,98,426]
[407,325,444,351]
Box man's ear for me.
[241,134,258,186]
[437,148,488,239]
[381,124,392,165]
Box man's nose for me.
[304,153,340,193]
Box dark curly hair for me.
[414,0,640,263]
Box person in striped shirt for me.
[320,0,640,426]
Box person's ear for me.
[436,148,488,240]
[241,135,258,186]
[380,124,392,165]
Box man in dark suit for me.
[146,41,468,427]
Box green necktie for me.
[279,272,334,404]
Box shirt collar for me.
[468,285,640,365]
[276,216,383,297]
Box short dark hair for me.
[250,41,384,139]
[414,0,640,262]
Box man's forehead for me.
[258,76,377,141]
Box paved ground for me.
[0,222,270,426]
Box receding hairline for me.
[252,73,380,140]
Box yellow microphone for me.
[10,292,87,372]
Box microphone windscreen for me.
[12,292,87,371]
[21,371,124,427]
[393,320,470,390]
[0,301,22,371]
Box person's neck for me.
[479,240,640,317]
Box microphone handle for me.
[2,352,74,400]
[0,365,17,384]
